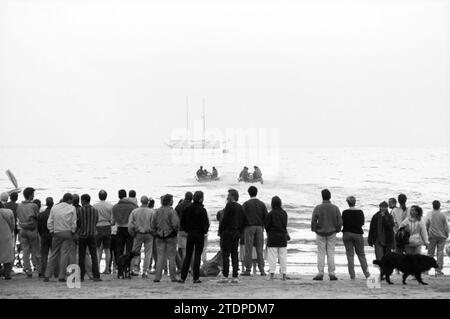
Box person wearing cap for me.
[15,187,41,278]
[0,201,15,280]
[128,195,155,278]
[368,201,395,261]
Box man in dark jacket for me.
[175,192,193,270]
[112,189,138,257]
[219,189,246,283]
[368,201,395,261]
[178,191,209,283]
[242,186,268,276]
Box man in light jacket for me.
[311,189,342,281]
[426,200,449,276]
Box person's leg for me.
[267,247,277,274]
[244,226,255,272]
[20,230,32,275]
[132,234,143,272]
[201,234,208,265]
[59,233,74,280]
[45,234,63,279]
[116,228,125,257]
[255,226,265,274]
[231,231,240,278]
[436,239,445,273]
[29,230,41,274]
[125,230,133,255]
[40,236,51,277]
[3,263,12,279]
[221,232,231,278]
[326,234,337,277]
[154,238,166,281]
[354,234,370,278]
[78,237,87,280]
[279,247,287,275]
[192,233,204,281]
[88,237,100,279]
[316,234,326,276]
[167,237,178,281]
[143,235,153,276]
[342,232,355,279]
[374,243,384,261]
[181,233,195,280]
[427,239,437,259]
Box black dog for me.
[117,251,140,279]
[373,252,439,285]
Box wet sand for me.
[1,272,450,299]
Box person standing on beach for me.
[311,189,342,281]
[77,194,101,282]
[5,192,19,253]
[0,201,15,280]
[44,193,77,282]
[219,189,246,283]
[128,195,155,278]
[368,201,395,261]
[16,187,41,278]
[265,196,288,280]
[93,190,113,274]
[175,192,193,271]
[341,196,370,280]
[150,194,179,283]
[242,186,268,276]
[112,189,138,257]
[425,200,448,276]
[400,205,429,255]
[37,197,55,277]
[127,190,138,206]
[178,191,210,284]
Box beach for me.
[1,271,450,299]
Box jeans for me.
[316,233,336,276]
[78,236,100,279]
[40,235,53,276]
[342,232,370,278]
[45,231,75,280]
[181,232,205,281]
[108,234,117,271]
[132,233,153,274]
[221,230,240,278]
[428,238,446,271]
[267,247,287,275]
[244,226,265,273]
[154,237,177,281]
[116,227,133,257]
[20,229,41,274]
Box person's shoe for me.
[26,273,32,278]
[4,276,12,280]
[38,273,44,279]
[313,274,323,281]
[329,275,338,281]
[269,273,275,280]
[282,274,287,281]
[177,279,185,283]
[230,278,239,283]
[171,279,179,283]
[193,279,202,284]
[93,278,102,282]
[58,278,66,283]
[260,272,267,276]
[364,273,371,279]
[153,279,160,283]
[350,276,356,280]
[131,271,139,276]
[240,270,251,276]
[217,278,229,284]
[80,278,85,282]
[43,277,49,282]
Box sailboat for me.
[166,98,228,150]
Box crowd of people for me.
[0,186,448,284]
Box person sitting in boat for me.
[197,166,205,178]
[211,167,218,179]
[203,169,210,177]
[239,167,250,182]
[253,166,262,180]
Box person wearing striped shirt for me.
[77,194,101,282]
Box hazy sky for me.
[0,0,449,147]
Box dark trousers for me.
[181,232,205,281]
[108,234,117,270]
[116,227,133,257]
[244,225,265,272]
[78,236,100,279]
[221,230,240,278]
[40,235,53,276]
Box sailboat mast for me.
[202,98,206,148]
[186,96,189,142]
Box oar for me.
[5,169,21,194]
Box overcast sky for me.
[0,0,449,147]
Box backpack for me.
[395,226,410,249]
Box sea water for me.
[1,146,449,276]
